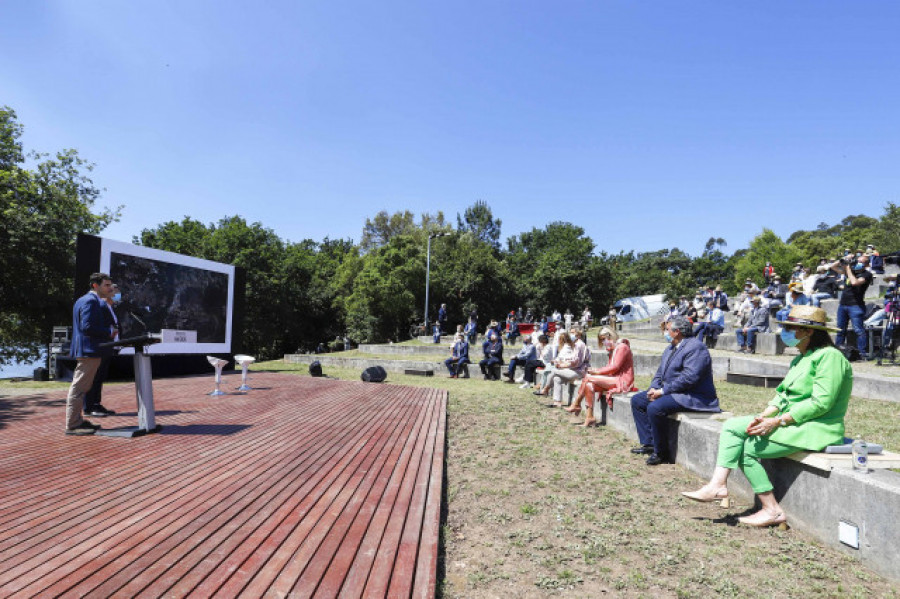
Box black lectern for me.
[96,334,162,438]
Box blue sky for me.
[2,1,899,255]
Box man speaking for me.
[65,273,116,435]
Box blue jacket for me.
[514,342,537,362]
[482,339,504,363]
[451,341,470,363]
[69,291,114,358]
[650,336,719,411]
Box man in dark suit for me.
[65,273,116,435]
[84,284,121,417]
[631,316,720,465]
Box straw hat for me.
[775,305,838,332]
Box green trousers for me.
[717,415,802,494]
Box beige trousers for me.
[66,357,101,430]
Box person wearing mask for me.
[775,282,810,325]
[522,334,552,389]
[763,276,787,310]
[631,316,719,465]
[503,334,536,383]
[83,284,122,417]
[736,296,770,354]
[695,300,725,348]
[479,330,504,380]
[682,306,851,528]
[810,265,841,306]
[549,327,590,407]
[565,327,634,427]
[835,254,873,359]
[64,273,117,435]
[464,317,478,346]
[445,333,470,378]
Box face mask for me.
[853,262,864,271]
[603,340,614,351]
[113,292,122,302]
[780,329,802,347]
[664,332,673,343]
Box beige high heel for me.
[681,487,732,508]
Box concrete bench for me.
[726,372,785,388]
[604,391,900,582]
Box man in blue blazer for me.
[65,273,116,435]
[631,316,720,465]
[445,334,470,378]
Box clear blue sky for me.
[3,1,899,255]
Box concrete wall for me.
[607,393,900,583]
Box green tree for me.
[456,200,502,251]
[1,106,119,365]
[732,229,802,288]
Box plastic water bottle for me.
[851,437,869,473]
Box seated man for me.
[479,330,504,380]
[694,300,725,347]
[763,276,787,309]
[445,333,470,378]
[503,334,536,383]
[775,282,810,324]
[810,265,841,306]
[631,316,719,465]
[736,295,769,353]
[464,317,478,345]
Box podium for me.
[96,334,163,438]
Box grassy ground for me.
[249,360,898,598]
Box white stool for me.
[206,356,229,396]
[234,354,256,391]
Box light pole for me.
[424,231,451,335]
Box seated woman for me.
[549,327,590,407]
[565,327,634,426]
[479,330,504,380]
[533,331,571,397]
[445,333,470,378]
[681,306,852,527]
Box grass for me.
[253,359,899,598]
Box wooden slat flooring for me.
[0,372,446,598]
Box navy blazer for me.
[69,292,114,359]
[451,341,470,363]
[650,335,719,411]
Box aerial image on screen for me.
[110,252,229,342]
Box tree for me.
[732,229,802,288]
[360,209,448,251]
[456,200,502,250]
[0,106,119,365]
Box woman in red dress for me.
[565,327,634,427]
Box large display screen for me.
[98,238,235,355]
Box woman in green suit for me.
[681,305,852,527]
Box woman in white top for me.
[533,331,568,396]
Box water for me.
[0,349,47,380]
[852,437,869,473]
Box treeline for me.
[3,105,900,364]
[135,201,900,360]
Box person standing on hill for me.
[835,254,873,359]
[65,273,116,435]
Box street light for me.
[424,231,452,336]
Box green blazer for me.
[766,345,852,450]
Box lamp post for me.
[424,231,452,335]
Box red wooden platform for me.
[0,373,447,598]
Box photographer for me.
[834,254,873,359]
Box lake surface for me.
[0,349,48,380]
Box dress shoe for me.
[645,453,666,466]
[87,407,114,417]
[738,509,788,528]
[66,425,96,436]
[630,445,653,455]
[80,420,101,429]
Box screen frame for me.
[98,238,236,355]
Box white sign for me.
[160,329,198,344]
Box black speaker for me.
[361,365,387,383]
[309,361,323,377]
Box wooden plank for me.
[0,373,447,598]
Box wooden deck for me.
[0,372,447,598]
